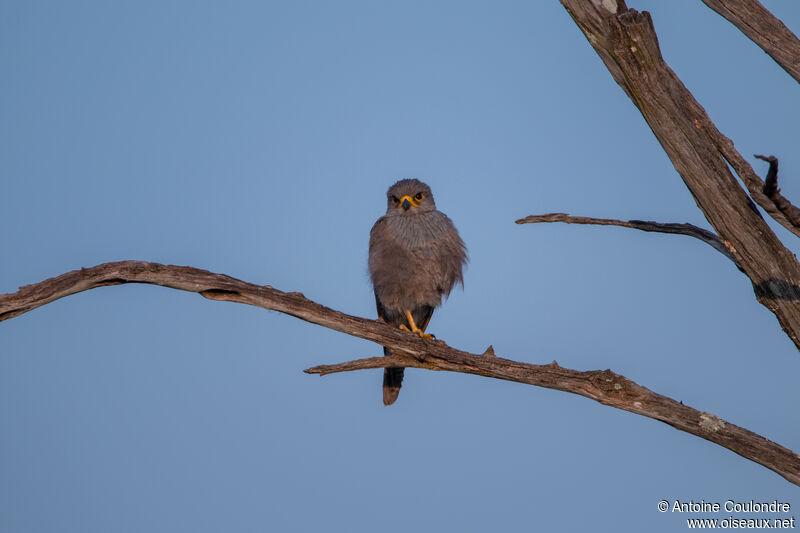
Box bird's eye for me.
[415,192,424,201]
[391,196,399,204]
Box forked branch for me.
[2,261,799,485]
[560,0,800,350]
[755,155,800,227]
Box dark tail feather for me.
[382,346,404,405]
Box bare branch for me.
[515,212,740,266]
[306,355,412,376]
[2,261,800,485]
[0,261,425,356]
[560,0,800,350]
[700,0,800,83]
[759,154,781,196]
[754,155,800,227]
[306,351,800,487]
[708,131,800,238]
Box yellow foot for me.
[400,311,434,339]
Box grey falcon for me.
[368,179,467,405]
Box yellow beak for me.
[398,195,420,211]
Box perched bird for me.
[368,179,467,405]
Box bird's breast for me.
[385,211,448,248]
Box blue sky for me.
[2,1,800,531]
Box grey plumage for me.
[368,179,467,405]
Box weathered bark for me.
[516,212,739,266]
[560,0,800,350]
[700,0,800,83]
[755,154,800,227]
[1,261,800,485]
[708,126,800,239]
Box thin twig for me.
[754,155,800,227]
[515,213,740,266]
[706,132,800,238]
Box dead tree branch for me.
[307,353,800,487]
[754,154,800,227]
[2,260,800,485]
[560,0,800,350]
[515,212,740,266]
[700,0,800,83]
[706,127,800,238]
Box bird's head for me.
[385,179,435,215]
